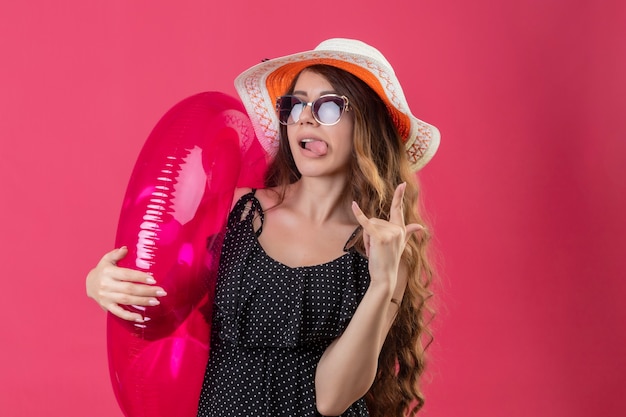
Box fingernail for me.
[156,290,167,297]
[134,317,144,323]
[146,277,157,284]
[148,299,160,306]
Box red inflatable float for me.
[108,92,267,417]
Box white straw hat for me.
[234,38,440,171]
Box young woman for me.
[87,38,440,417]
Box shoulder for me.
[254,187,282,208]
[230,187,280,211]
[230,187,253,210]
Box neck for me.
[282,177,354,225]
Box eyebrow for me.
[292,90,337,97]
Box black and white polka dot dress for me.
[197,190,371,417]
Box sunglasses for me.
[276,94,350,126]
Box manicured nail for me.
[148,299,160,306]
[156,290,167,297]
[146,277,157,284]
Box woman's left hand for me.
[351,183,423,288]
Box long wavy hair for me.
[264,64,434,417]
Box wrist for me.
[365,278,394,300]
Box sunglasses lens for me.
[313,97,344,125]
[277,96,303,125]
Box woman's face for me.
[286,70,354,179]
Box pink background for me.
[1,1,624,416]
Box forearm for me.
[314,279,394,416]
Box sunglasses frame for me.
[275,94,350,126]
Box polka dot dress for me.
[197,190,371,417]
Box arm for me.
[314,183,422,416]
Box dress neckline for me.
[240,191,364,270]
[251,233,355,270]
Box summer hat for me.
[234,38,440,171]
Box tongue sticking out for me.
[303,140,328,156]
[302,140,328,156]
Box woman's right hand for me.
[86,246,167,323]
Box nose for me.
[298,102,317,125]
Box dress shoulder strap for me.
[229,188,264,237]
[343,226,362,252]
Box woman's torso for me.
[197,189,371,417]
